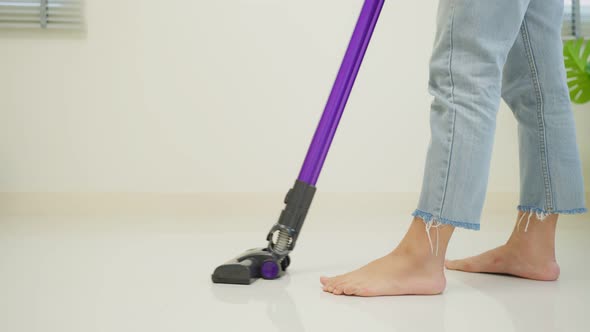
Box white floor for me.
[0,205,588,332]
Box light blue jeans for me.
[413,0,587,230]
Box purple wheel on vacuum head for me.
[261,260,280,279]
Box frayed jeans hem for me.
[516,205,588,215]
[412,209,480,231]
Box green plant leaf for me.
[564,38,590,104]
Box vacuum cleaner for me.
[212,0,385,285]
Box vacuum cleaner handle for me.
[213,1,386,284]
[298,0,385,186]
[267,0,385,256]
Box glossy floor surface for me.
[0,207,588,332]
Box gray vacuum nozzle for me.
[211,259,257,285]
[211,248,290,285]
[212,181,314,285]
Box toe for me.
[343,285,358,296]
[334,278,353,292]
[320,276,330,285]
[331,277,349,289]
[346,285,368,297]
[326,275,345,287]
[324,278,337,288]
[333,287,344,295]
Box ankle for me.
[392,243,438,261]
[507,212,557,256]
[396,218,455,257]
[394,238,449,269]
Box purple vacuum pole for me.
[211,0,385,285]
[298,0,385,185]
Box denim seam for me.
[520,19,554,212]
[439,0,457,217]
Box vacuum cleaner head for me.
[211,248,290,285]
[211,181,313,285]
[211,0,384,287]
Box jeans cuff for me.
[516,205,588,215]
[412,209,480,231]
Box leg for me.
[412,0,531,230]
[502,0,586,216]
[446,211,561,280]
[447,0,587,280]
[320,0,532,296]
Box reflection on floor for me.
[0,211,588,332]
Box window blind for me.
[563,0,590,38]
[0,0,83,29]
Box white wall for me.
[0,0,588,193]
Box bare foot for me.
[446,212,560,281]
[320,218,455,297]
[320,251,446,296]
[445,244,560,281]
